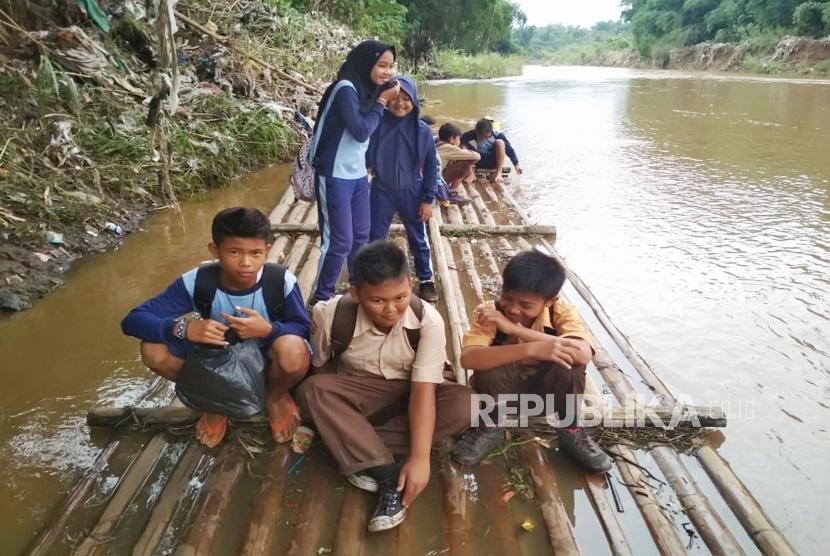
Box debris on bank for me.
[0,0,360,312]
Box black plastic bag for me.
[175,339,267,420]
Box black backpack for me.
[192,262,287,321]
[329,294,424,359]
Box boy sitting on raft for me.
[461,118,522,184]
[298,240,472,532]
[121,207,311,447]
[451,249,612,473]
[437,122,480,201]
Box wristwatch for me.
[174,318,188,340]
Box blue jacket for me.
[367,76,438,203]
[312,80,384,180]
[121,266,310,349]
[460,130,520,166]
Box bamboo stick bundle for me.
[174,443,248,555]
[132,444,204,555]
[522,443,580,555]
[535,237,795,555]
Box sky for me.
[514,0,624,28]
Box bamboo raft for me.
[26,174,796,555]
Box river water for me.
[425,66,830,552]
[0,66,827,553]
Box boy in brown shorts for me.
[451,249,612,473]
[297,240,472,532]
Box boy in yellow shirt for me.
[451,249,612,473]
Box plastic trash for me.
[292,426,315,454]
[46,231,64,245]
[104,222,123,235]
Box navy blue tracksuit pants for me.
[369,182,433,282]
[314,174,370,301]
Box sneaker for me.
[451,427,505,465]
[367,481,406,532]
[557,427,612,473]
[418,281,439,302]
[347,472,378,493]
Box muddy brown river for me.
[1,66,828,553]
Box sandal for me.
[268,394,300,443]
[195,413,228,448]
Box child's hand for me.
[515,165,523,175]
[221,307,272,340]
[398,456,430,507]
[528,337,584,369]
[418,202,433,222]
[475,306,517,335]
[186,319,229,346]
[378,81,400,104]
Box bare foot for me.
[268,392,300,443]
[196,413,228,448]
[494,173,504,185]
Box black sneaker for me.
[451,427,505,465]
[367,480,406,532]
[418,281,439,302]
[557,427,612,473]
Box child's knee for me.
[139,342,182,377]
[494,139,506,151]
[270,335,311,376]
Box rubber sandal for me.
[196,413,228,448]
[268,395,299,443]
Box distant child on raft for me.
[461,118,522,184]
[121,207,311,447]
[298,240,472,532]
[367,76,440,302]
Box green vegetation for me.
[622,0,830,57]
[515,21,634,65]
[429,50,524,79]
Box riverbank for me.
[0,0,356,313]
[531,35,830,77]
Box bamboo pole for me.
[522,444,580,555]
[175,10,323,95]
[536,237,796,555]
[271,222,556,237]
[174,443,247,555]
[607,443,687,555]
[438,457,473,556]
[477,460,521,555]
[239,447,292,555]
[462,182,497,226]
[28,377,166,555]
[332,488,371,556]
[268,187,296,226]
[651,446,746,555]
[73,435,171,555]
[132,444,204,555]
[286,458,340,555]
[441,237,471,334]
[583,473,633,556]
[426,216,464,383]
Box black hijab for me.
[315,40,396,128]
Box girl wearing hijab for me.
[310,40,400,303]
[367,76,439,302]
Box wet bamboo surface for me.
[25,176,795,555]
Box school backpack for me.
[192,262,287,321]
[329,294,424,358]
[289,81,354,202]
